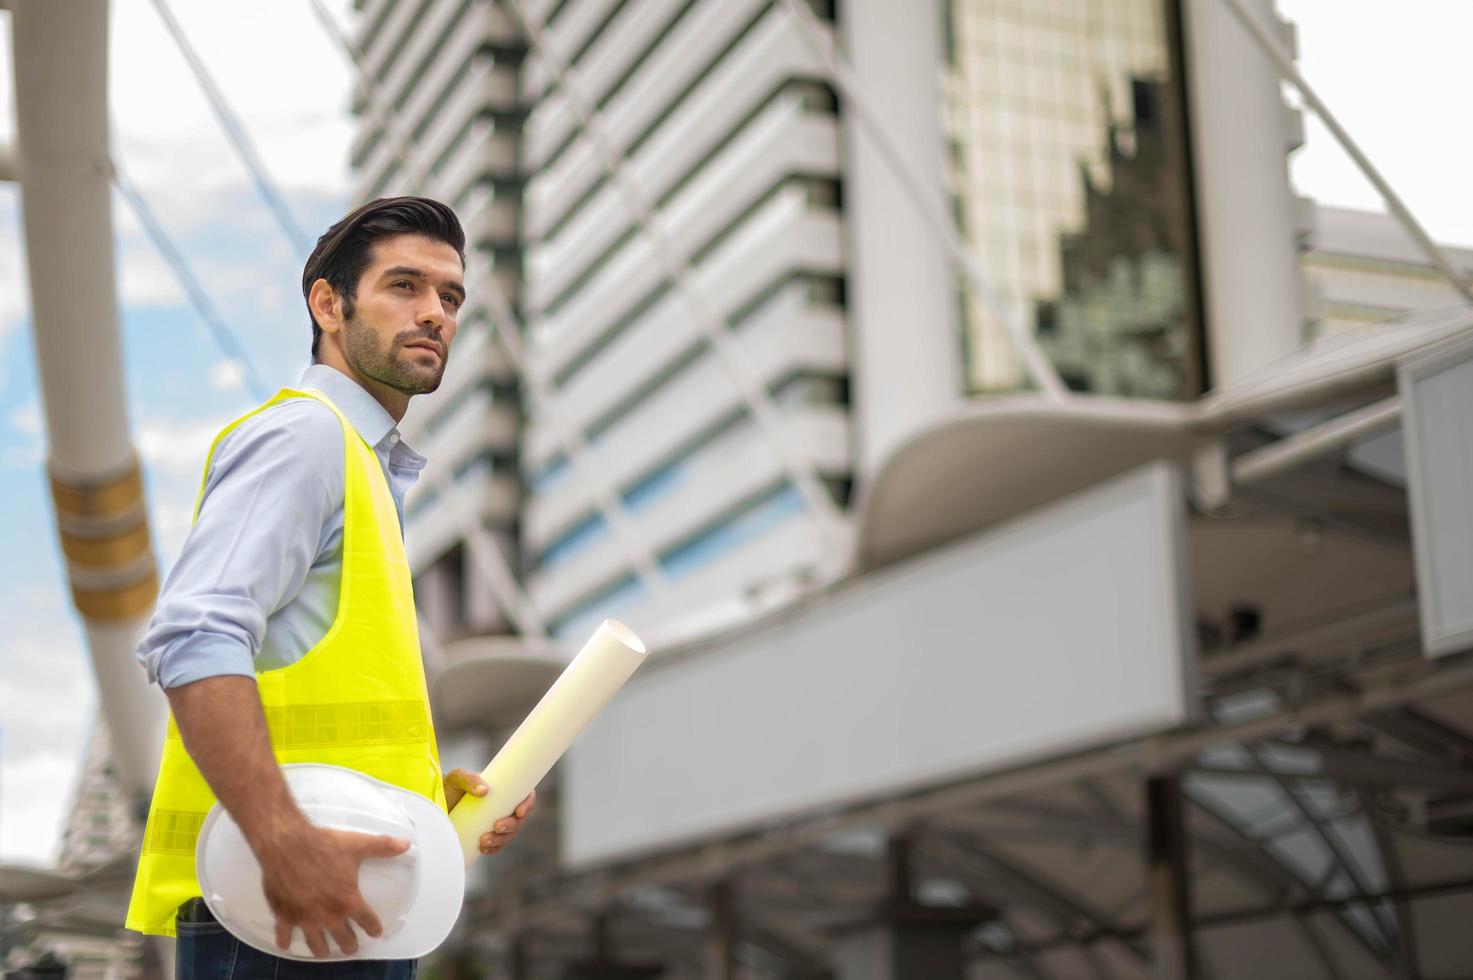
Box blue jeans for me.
[175,918,418,980]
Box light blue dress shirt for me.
[137,365,428,689]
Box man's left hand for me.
[443,768,537,856]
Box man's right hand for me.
[164,678,413,959]
[257,823,411,958]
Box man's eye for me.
[394,281,414,290]
[442,294,461,307]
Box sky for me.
[0,0,1471,867]
[0,0,355,865]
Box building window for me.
[658,482,806,580]
[944,0,1204,400]
[549,573,647,642]
[536,511,609,571]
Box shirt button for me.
[387,433,400,446]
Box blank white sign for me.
[1401,335,1473,657]
[563,462,1197,866]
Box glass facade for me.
[943,0,1205,400]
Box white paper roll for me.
[448,619,648,865]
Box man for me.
[126,197,533,978]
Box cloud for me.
[107,0,358,200]
[2,401,44,469]
[116,231,187,308]
[9,401,41,437]
[0,187,31,348]
[0,751,83,866]
[209,359,246,391]
[135,414,233,479]
[0,586,95,865]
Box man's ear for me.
[308,278,344,339]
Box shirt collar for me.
[298,364,401,451]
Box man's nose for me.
[416,298,444,328]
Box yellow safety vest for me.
[126,387,446,937]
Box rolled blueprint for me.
[447,619,648,865]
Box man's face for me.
[340,233,465,396]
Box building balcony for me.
[527,97,838,312]
[416,120,516,211]
[398,322,514,447]
[545,503,827,642]
[527,411,844,624]
[521,0,622,102]
[527,193,843,404]
[524,293,846,546]
[353,0,418,89]
[527,277,843,475]
[523,0,690,169]
[353,9,486,193]
[417,386,518,483]
[526,0,823,238]
[405,464,519,574]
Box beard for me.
[341,310,447,396]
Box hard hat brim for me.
[196,764,465,963]
[366,779,465,960]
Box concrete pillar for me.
[836,0,960,481]
[831,835,991,980]
[560,914,663,980]
[707,880,737,980]
[507,934,530,980]
[832,909,986,980]
[11,0,166,801]
[561,965,662,980]
[1181,0,1304,388]
[1145,776,1199,979]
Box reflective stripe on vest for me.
[126,388,445,937]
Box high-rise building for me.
[349,0,528,640]
[341,3,1473,977]
[1304,204,1473,339]
[512,0,854,641]
[367,0,1242,640]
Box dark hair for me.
[301,196,467,360]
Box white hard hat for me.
[194,763,464,962]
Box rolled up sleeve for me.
[137,401,342,688]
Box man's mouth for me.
[404,340,443,359]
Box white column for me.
[11,0,133,480]
[12,0,166,799]
[838,0,960,480]
[1182,0,1304,388]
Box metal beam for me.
[1145,777,1199,980]
[484,653,1473,932]
[1358,788,1420,980]
[1237,742,1399,961]
[973,876,1473,960]
[1366,707,1473,767]
[1232,396,1403,488]
[1182,792,1341,979]
[1202,593,1417,679]
[931,830,1144,969]
[707,880,736,980]
[1287,741,1473,795]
